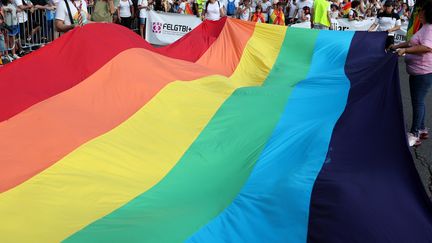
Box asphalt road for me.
[399,58,432,198]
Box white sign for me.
[292,18,407,44]
[330,17,374,31]
[145,11,202,45]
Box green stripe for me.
[65,28,319,243]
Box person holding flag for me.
[391,0,432,146]
[341,0,351,17]
[55,0,90,32]
[251,4,265,22]
[269,1,285,25]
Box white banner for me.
[145,11,202,45]
[292,18,407,44]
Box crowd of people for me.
[0,0,415,64]
[149,0,414,26]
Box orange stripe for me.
[197,19,256,77]
[0,19,255,193]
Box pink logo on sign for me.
[152,22,162,33]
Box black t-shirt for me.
[30,0,48,6]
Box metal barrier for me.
[2,8,55,53]
[1,5,148,62]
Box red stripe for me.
[0,19,226,122]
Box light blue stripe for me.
[186,30,355,243]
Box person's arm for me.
[3,6,11,12]
[387,24,400,33]
[265,4,270,13]
[239,5,247,14]
[397,44,432,56]
[387,18,401,32]
[368,17,379,30]
[16,2,31,11]
[359,1,365,14]
[108,0,115,14]
[300,11,306,21]
[34,4,47,9]
[55,19,75,32]
[368,22,377,30]
[310,4,314,26]
[389,41,409,50]
[220,4,225,16]
[293,6,298,19]
[130,0,135,17]
[117,5,121,20]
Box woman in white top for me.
[202,0,224,20]
[117,0,134,28]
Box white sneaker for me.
[12,54,20,60]
[407,133,421,147]
[6,55,14,62]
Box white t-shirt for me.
[238,5,251,20]
[301,13,310,22]
[56,0,88,26]
[205,1,222,20]
[296,0,312,19]
[14,0,29,23]
[118,0,133,17]
[375,12,401,35]
[288,2,297,18]
[3,3,18,26]
[138,0,149,18]
[330,9,339,19]
[251,0,257,12]
[261,0,271,21]
[178,1,186,13]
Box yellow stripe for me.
[0,23,286,243]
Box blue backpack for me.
[227,0,236,15]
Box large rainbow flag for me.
[1,18,432,242]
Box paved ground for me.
[399,58,432,198]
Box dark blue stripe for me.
[307,31,432,242]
